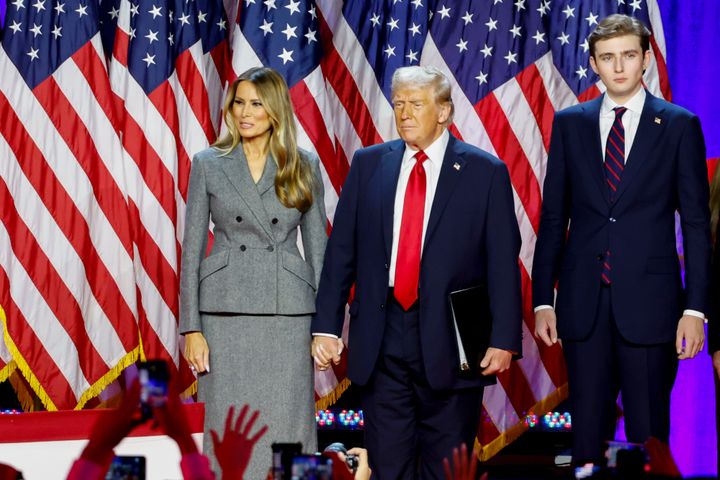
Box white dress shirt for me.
[535,90,704,321]
[389,130,449,286]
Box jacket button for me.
[597,253,604,261]
[271,218,278,224]
[236,216,242,222]
[609,217,616,223]
[384,263,389,270]
[380,304,385,310]
[267,245,274,252]
[240,245,246,252]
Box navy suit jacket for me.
[312,135,523,390]
[532,92,712,344]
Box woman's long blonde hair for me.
[214,67,314,212]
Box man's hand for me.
[479,347,512,376]
[183,331,210,373]
[676,314,705,359]
[312,336,344,370]
[713,351,720,380]
[534,309,558,347]
[347,447,371,480]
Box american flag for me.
[0,0,670,458]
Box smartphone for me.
[271,442,302,479]
[105,455,146,480]
[138,360,169,420]
[290,454,332,480]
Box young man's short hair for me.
[588,14,651,57]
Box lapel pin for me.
[453,162,461,171]
[654,117,662,124]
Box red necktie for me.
[602,107,627,284]
[394,150,429,310]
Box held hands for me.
[479,347,512,376]
[184,331,210,373]
[534,309,558,347]
[676,314,705,359]
[312,336,344,371]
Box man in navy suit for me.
[532,14,711,464]
[312,66,523,478]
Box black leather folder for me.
[448,284,492,373]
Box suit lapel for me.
[381,142,404,261]
[221,147,274,240]
[613,92,667,204]
[423,135,466,250]
[579,96,610,205]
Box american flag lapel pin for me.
[453,162,461,171]
[654,117,662,124]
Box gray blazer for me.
[179,145,327,333]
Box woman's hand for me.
[184,332,210,373]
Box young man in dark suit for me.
[532,14,711,464]
[312,66,523,479]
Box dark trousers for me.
[361,297,482,480]
[563,286,678,464]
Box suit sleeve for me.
[311,152,362,337]
[179,154,210,335]
[532,114,571,308]
[485,161,523,355]
[300,152,328,290]
[676,115,712,314]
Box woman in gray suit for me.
[179,67,327,478]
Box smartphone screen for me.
[138,360,168,420]
[105,455,146,480]
[290,454,332,480]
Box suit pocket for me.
[281,251,316,289]
[646,256,678,274]
[198,250,230,281]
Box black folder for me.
[448,284,492,373]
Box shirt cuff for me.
[683,309,707,324]
[312,333,339,339]
[534,305,554,313]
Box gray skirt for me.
[198,313,316,478]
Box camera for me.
[323,442,359,472]
[106,455,145,480]
[137,360,169,420]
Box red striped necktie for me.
[602,106,627,285]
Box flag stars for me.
[557,32,570,45]
[406,49,418,63]
[142,52,156,67]
[387,17,399,31]
[630,0,642,11]
[456,38,468,52]
[370,13,380,27]
[51,24,62,38]
[475,71,488,85]
[129,3,139,16]
[581,39,589,52]
[168,32,174,44]
[562,5,574,18]
[437,5,450,19]
[480,43,493,57]
[148,4,162,18]
[217,19,227,31]
[31,0,45,11]
[504,50,518,64]
[384,45,396,57]
[145,29,159,43]
[259,19,273,35]
[108,6,119,19]
[30,22,42,36]
[532,30,545,44]
[461,11,473,25]
[12,0,24,10]
[585,12,598,26]
[537,0,549,16]
[178,13,190,25]
[244,0,255,5]
[308,5,316,19]
[409,23,421,36]
[617,0,625,4]
[263,0,276,10]
[129,27,136,38]
[411,0,422,8]
[75,3,87,16]
[284,0,300,15]
[278,47,294,64]
[9,20,22,34]
[304,28,317,43]
[27,46,40,61]
[509,24,522,38]
[485,17,498,31]
[168,10,173,21]
[514,0,525,10]
[576,66,588,79]
[197,10,207,22]
[282,23,297,40]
